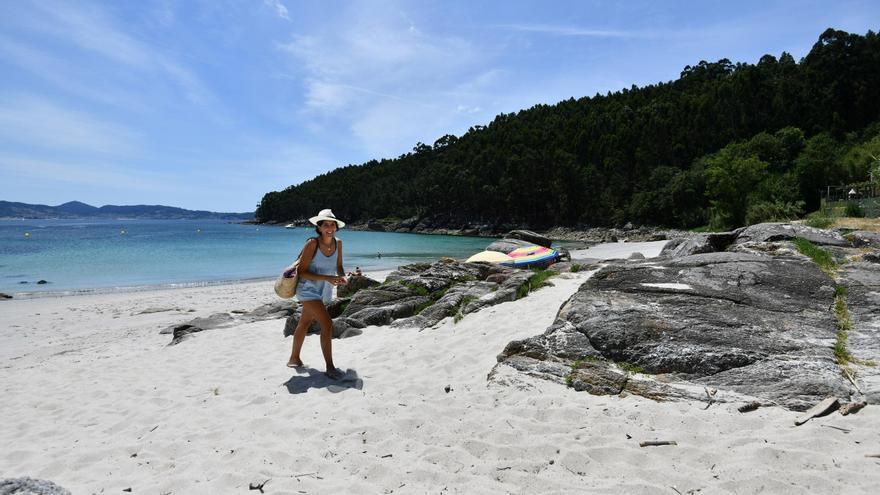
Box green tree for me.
[705,153,768,229]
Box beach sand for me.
[2,243,879,494]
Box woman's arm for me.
[336,239,346,277]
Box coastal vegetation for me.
[515,268,556,299]
[792,237,837,274]
[257,28,880,231]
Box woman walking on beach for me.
[288,209,348,379]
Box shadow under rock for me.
[283,368,363,394]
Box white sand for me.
[569,239,669,261]
[2,249,879,494]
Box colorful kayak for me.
[501,245,559,268]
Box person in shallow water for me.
[287,209,348,379]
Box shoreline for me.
[1,269,397,302]
[266,219,692,244]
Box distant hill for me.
[0,201,254,220]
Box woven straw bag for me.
[274,238,316,299]
[274,260,301,299]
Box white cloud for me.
[0,36,150,112]
[274,4,492,157]
[303,81,355,112]
[0,95,139,155]
[24,0,214,106]
[264,0,290,21]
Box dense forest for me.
[256,28,880,230]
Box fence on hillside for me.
[820,184,880,217]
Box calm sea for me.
[0,219,501,296]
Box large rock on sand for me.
[166,259,549,344]
[496,250,853,410]
[337,275,380,298]
[659,231,739,257]
[732,222,849,247]
[506,230,552,248]
[485,238,537,254]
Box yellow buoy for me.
[24,232,30,238]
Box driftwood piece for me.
[842,368,862,394]
[866,454,880,458]
[738,401,761,413]
[639,440,677,447]
[249,479,269,493]
[839,401,867,416]
[703,387,717,410]
[794,397,839,426]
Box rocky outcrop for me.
[845,230,880,249]
[337,275,381,298]
[659,231,739,257]
[541,226,684,243]
[485,238,538,254]
[495,222,877,411]
[392,271,534,328]
[164,300,298,345]
[165,260,551,344]
[733,222,849,246]
[507,230,552,248]
[343,260,537,329]
[348,214,516,237]
[0,477,71,495]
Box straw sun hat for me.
[309,208,346,228]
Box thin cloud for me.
[0,95,140,155]
[0,154,170,192]
[498,23,653,38]
[0,36,150,112]
[264,0,291,21]
[275,5,486,158]
[24,0,214,106]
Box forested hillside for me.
[257,28,880,230]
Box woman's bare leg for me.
[288,304,314,366]
[301,300,339,377]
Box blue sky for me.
[0,0,877,213]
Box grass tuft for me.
[834,290,854,365]
[517,268,557,299]
[401,282,430,297]
[570,263,582,273]
[803,213,834,229]
[617,361,646,374]
[833,287,877,368]
[792,237,837,274]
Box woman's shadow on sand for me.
[283,367,363,394]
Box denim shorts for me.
[296,278,332,304]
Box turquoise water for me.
[0,219,498,296]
